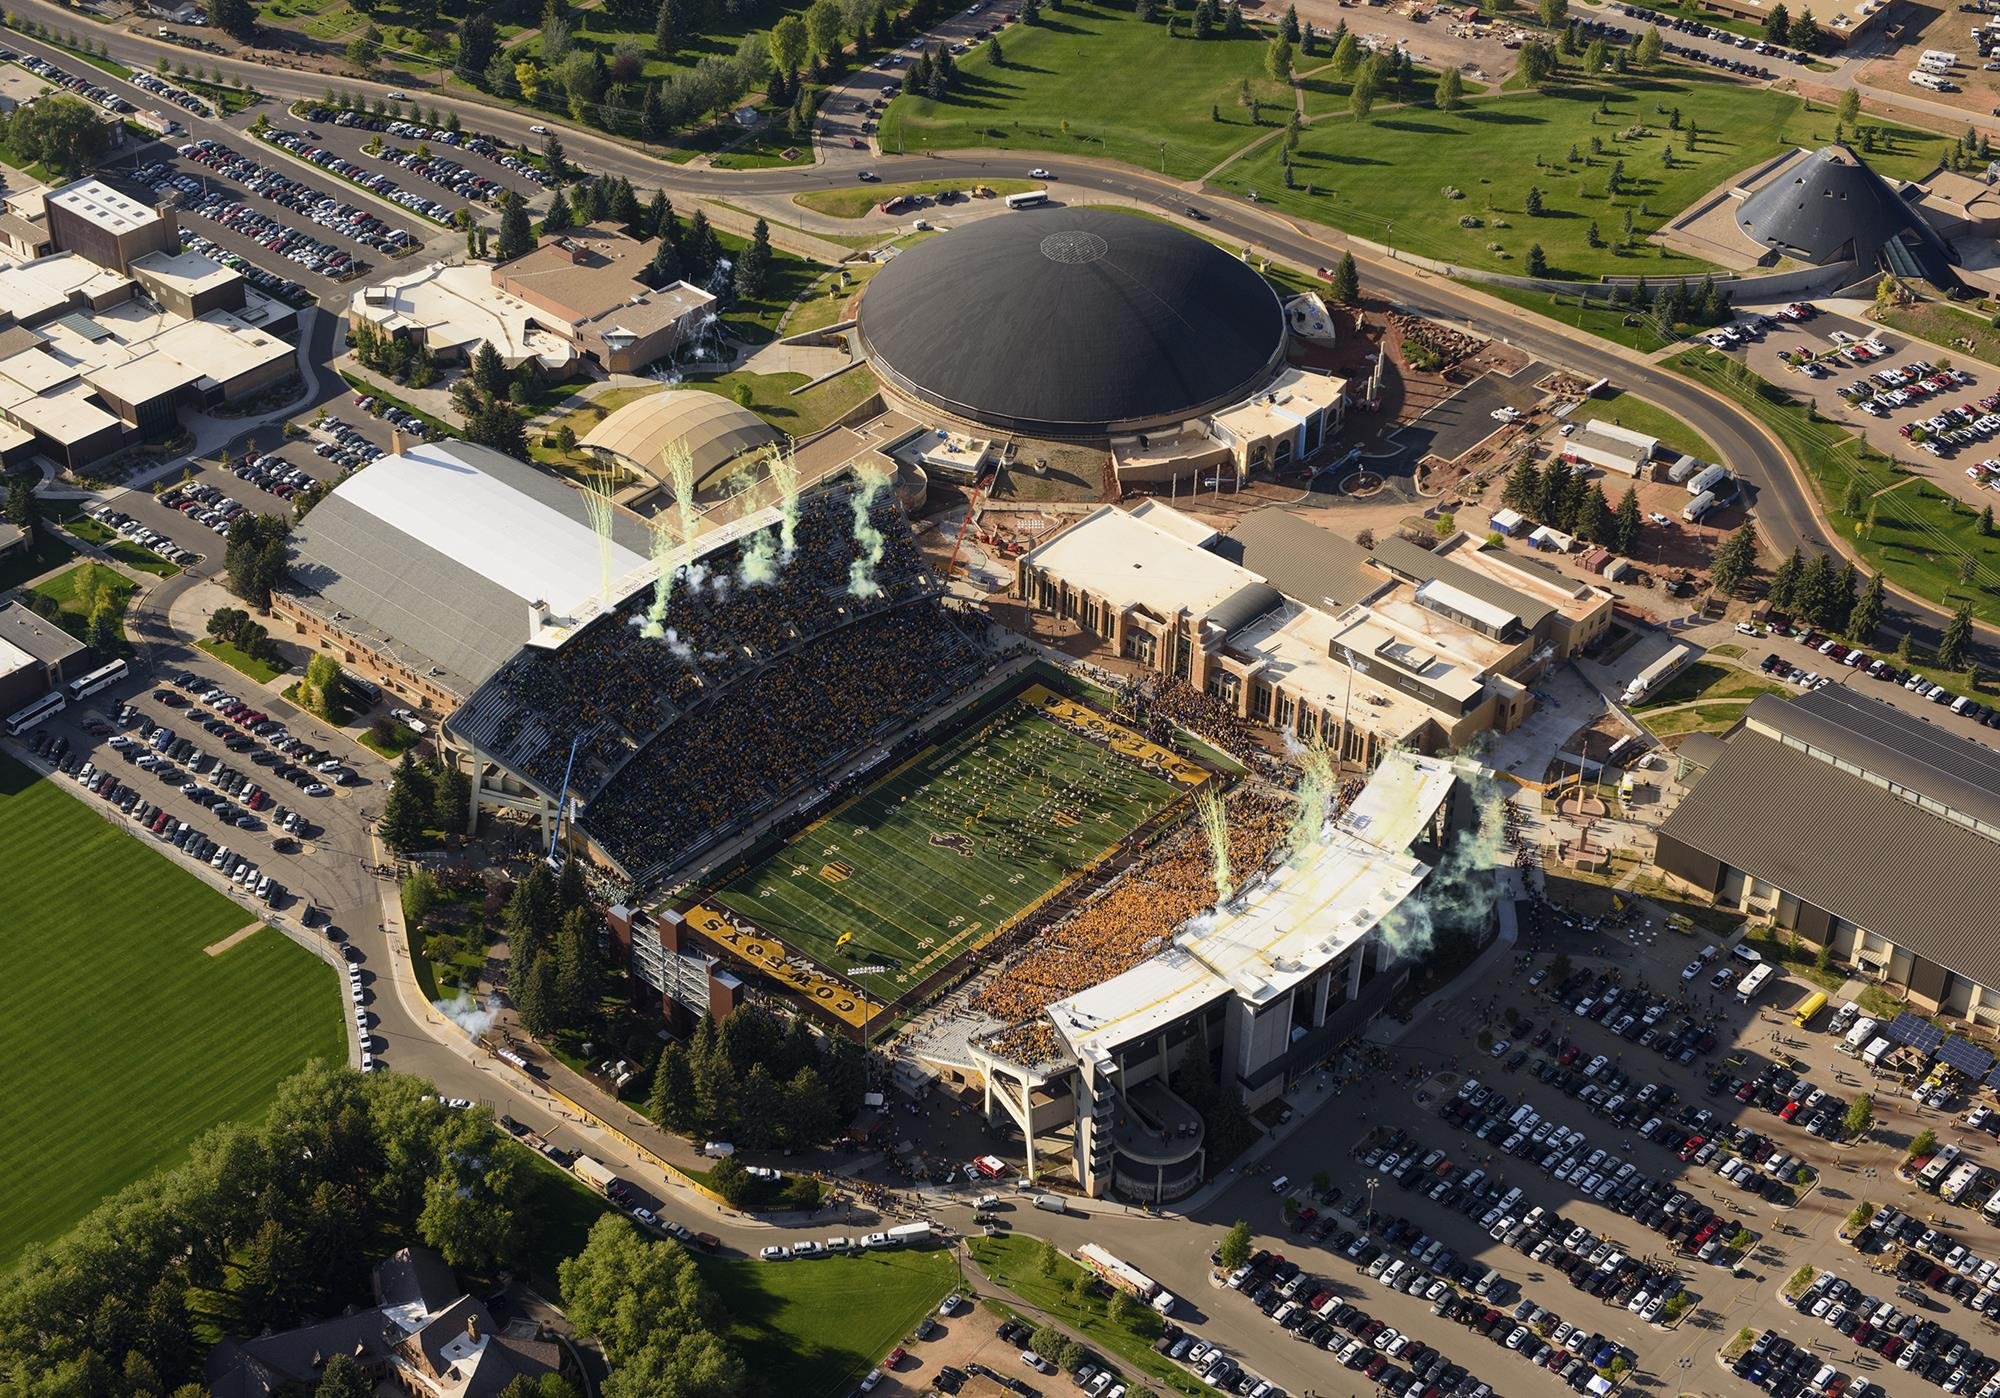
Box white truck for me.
[573,1155,618,1195]
[887,1221,939,1247]
[1624,644,1693,705]
[1076,1243,1179,1315]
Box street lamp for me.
[1365,1174,1382,1227]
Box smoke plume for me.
[1376,761,1510,961]
[847,466,891,599]
[1197,788,1233,904]
[435,991,500,1040]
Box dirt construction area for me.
[1856,2,2000,117]
[875,1299,1094,1398]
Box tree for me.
[1768,547,1805,613]
[1939,603,1974,670]
[224,513,290,608]
[211,0,256,39]
[1848,570,1884,643]
[316,1353,373,1398]
[5,472,37,532]
[1502,455,1543,515]
[1836,87,1860,128]
[1634,23,1661,66]
[304,652,348,722]
[1791,6,1819,49]
[1909,1127,1939,1161]
[770,12,807,76]
[1219,1219,1253,1271]
[379,774,429,852]
[1524,184,1544,216]
[1518,39,1554,85]
[6,95,113,177]
[1349,69,1376,119]
[1982,505,1995,537]
[1582,35,1606,70]
[466,399,528,459]
[1435,65,1463,110]
[1573,482,1611,546]
[1844,1093,1874,1140]
[805,0,844,64]
[1330,30,1359,75]
[1525,243,1547,277]
[543,186,575,236]
[1763,1,1789,41]
[1710,522,1757,595]
[1537,0,1566,24]
[1794,552,1837,626]
[734,218,773,299]
[497,192,534,261]
[1268,34,1293,80]
[346,24,382,72]
[1330,252,1360,305]
[1613,484,1642,555]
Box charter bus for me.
[1005,189,1051,209]
[1736,963,1775,1003]
[1792,990,1829,1029]
[66,658,128,702]
[4,690,66,736]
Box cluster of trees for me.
[381,750,471,852]
[1500,456,1646,555]
[223,513,291,610]
[648,1002,869,1154]
[1761,547,1867,634]
[561,1215,746,1398]
[298,652,350,725]
[349,316,441,389]
[904,42,964,100]
[52,560,128,652]
[493,859,614,1042]
[5,94,112,178]
[204,605,282,669]
[5,472,38,536]
[0,1063,545,1395]
[1758,3,1822,51]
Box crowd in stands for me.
[587,601,987,880]
[976,787,1293,1067]
[1112,674,1265,768]
[451,483,946,822]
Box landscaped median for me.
[1669,348,2000,628]
[795,179,1042,219]
[197,636,288,684]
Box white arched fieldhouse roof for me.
[579,388,780,488]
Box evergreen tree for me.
[1281,2,1299,38]
[649,235,685,286]
[379,772,428,852]
[1767,547,1805,613]
[497,191,533,260]
[1502,455,1543,515]
[1794,552,1838,626]
[1848,570,1884,643]
[1575,482,1614,547]
[515,952,560,1038]
[1708,522,1759,598]
[1525,184,1544,215]
[1613,484,1642,555]
[1832,561,1860,631]
[1330,252,1360,305]
[1525,242,1548,276]
[649,1041,698,1129]
[733,218,773,299]
[505,863,559,967]
[553,906,602,1030]
[471,340,507,399]
[542,185,574,235]
[1939,603,1974,670]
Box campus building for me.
[1656,687,2000,1024]
[42,179,179,274]
[578,387,781,499]
[0,599,87,714]
[488,225,715,374]
[1013,503,1613,763]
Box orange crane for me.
[943,478,988,579]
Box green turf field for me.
[0,755,344,1271]
[711,697,1185,1005]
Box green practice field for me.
[711,695,1187,1005]
[0,756,344,1270]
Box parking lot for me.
[1709,309,2000,515]
[266,106,554,211]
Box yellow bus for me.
[1793,990,1829,1029]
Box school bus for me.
[1793,990,1829,1029]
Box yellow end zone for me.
[680,901,884,1029]
[1017,682,1210,788]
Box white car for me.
[940,1293,964,1314]
[760,1245,792,1261]
[530,123,549,134]
[1029,167,1052,179]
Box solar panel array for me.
[1887,1012,1945,1052]
[1938,1037,1994,1078]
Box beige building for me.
[1109,367,1348,487]
[490,225,715,375]
[43,179,179,274]
[1015,504,1613,762]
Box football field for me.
[0,755,344,1269]
[709,691,1194,1005]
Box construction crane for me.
[545,734,583,868]
[943,477,988,580]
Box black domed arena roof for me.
[856,207,1288,437]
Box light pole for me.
[1365,1174,1382,1227]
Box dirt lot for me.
[1856,1,2000,117]
[876,1300,1081,1398]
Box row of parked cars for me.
[258,126,458,225]
[1729,1327,1880,1398]
[6,50,137,116]
[167,670,350,791]
[1550,968,1721,1067]
[170,138,419,256]
[81,502,201,568]
[352,391,443,442]
[116,695,318,831]
[129,67,211,118]
[370,142,513,205]
[1707,1056,1850,1141]
[145,168,369,282]
[1617,5,1808,65]
[308,107,555,188]
[1840,359,1974,412]
[314,418,384,471]
[1786,1269,1995,1394]
[230,451,318,501]
[157,479,249,536]
[169,226,312,306]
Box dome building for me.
[856,207,1294,440]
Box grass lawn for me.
[0,755,344,1269]
[197,636,288,683]
[877,1,1293,180]
[1632,659,1786,710]
[709,688,1187,1004]
[1462,282,1678,353]
[684,366,882,436]
[968,1235,1201,1398]
[795,179,1041,219]
[1216,64,1952,277]
[1296,59,1472,119]
[0,526,78,592]
[64,515,181,577]
[30,562,137,645]
[1669,350,2000,627]
[360,718,425,760]
[704,1249,958,1398]
[1638,699,1757,739]
[1573,387,1717,461]
[1877,298,2000,372]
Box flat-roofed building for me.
[43,178,178,274]
[0,253,134,329]
[490,225,715,374]
[1561,419,1658,476]
[130,248,244,319]
[0,597,87,713]
[1016,504,1603,762]
[1656,687,2000,1024]
[349,260,579,374]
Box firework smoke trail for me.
[637,517,676,638]
[580,472,618,605]
[771,445,802,561]
[847,466,890,599]
[1197,787,1232,904]
[1283,738,1338,865]
[668,442,699,565]
[1376,759,1510,961]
